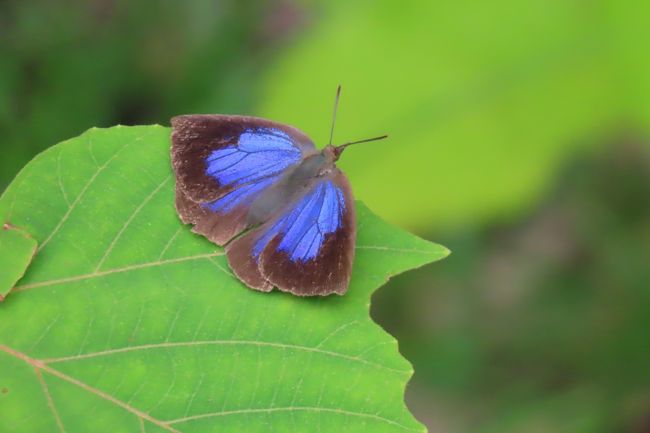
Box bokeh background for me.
[2,1,649,431]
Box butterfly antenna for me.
[328,85,342,146]
[332,134,387,159]
[336,134,388,151]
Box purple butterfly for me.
[170,87,386,296]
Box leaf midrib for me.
[13,244,442,292]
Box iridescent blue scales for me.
[205,128,301,188]
[252,180,346,262]
[203,175,278,214]
[171,115,356,296]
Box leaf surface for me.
[0,125,448,433]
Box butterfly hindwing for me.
[226,170,355,296]
[171,115,316,245]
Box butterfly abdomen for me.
[246,151,333,226]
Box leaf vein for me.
[13,252,224,292]
[158,227,183,260]
[315,320,360,349]
[34,367,67,433]
[55,147,70,207]
[13,244,433,293]
[38,134,144,252]
[166,406,420,431]
[0,345,181,433]
[356,245,443,255]
[94,175,172,272]
[41,340,408,374]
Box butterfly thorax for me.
[245,148,338,226]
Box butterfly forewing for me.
[171,115,316,245]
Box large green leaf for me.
[0,125,448,433]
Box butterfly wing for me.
[171,115,316,245]
[226,169,355,296]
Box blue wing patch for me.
[202,175,279,213]
[206,128,302,187]
[253,180,346,262]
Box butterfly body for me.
[246,148,338,226]
[171,115,355,296]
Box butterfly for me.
[170,87,386,296]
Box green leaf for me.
[0,224,37,300]
[0,125,448,433]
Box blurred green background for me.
[1,1,649,431]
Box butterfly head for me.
[323,144,344,162]
[323,134,389,163]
